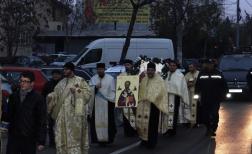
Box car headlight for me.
[193,94,199,100]
[226,93,231,98]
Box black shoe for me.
[193,124,200,128]
[211,132,216,136]
[140,140,147,147]
[183,123,191,128]
[164,130,176,137]
[49,141,55,148]
[205,128,215,137]
[99,143,107,147]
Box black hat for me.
[52,69,62,74]
[63,62,75,71]
[169,59,178,65]
[96,63,105,68]
[123,59,133,65]
[147,62,156,69]
[152,57,161,64]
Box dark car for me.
[218,53,252,99]
[41,66,93,82]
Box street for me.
[38,101,252,154]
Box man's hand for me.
[37,145,45,151]
[47,95,52,103]
[96,83,101,89]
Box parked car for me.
[1,74,12,95]
[0,67,48,93]
[50,54,76,66]
[0,56,46,67]
[41,66,93,82]
[15,56,47,67]
[218,53,252,99]
[105,65,126,79]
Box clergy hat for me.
[169,59,178,65]
[147,62,156,69]
[63,62,75,71]
[96,63,105,68]
[123,59,133,65]
[52,69,61,74]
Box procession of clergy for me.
[47,57,227,154]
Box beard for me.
[98,73,105,78]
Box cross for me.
[169,104,174,108]
[169,119,173,123]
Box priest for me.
[160,60,190,136]
[136,62,168,149]
[89,63,117,145]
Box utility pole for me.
[236,0,240,50]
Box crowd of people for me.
[0,56,228,154]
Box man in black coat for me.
[7,71,47,154]
[195,59,228,137]
[42,69,62,147]
[246,68,252,93]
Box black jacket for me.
[195,69,228,104]
[42,79,60,98]
[7,90,47,145]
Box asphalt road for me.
[4,101,252,154]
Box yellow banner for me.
[94,0,150,23]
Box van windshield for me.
[219,55,252,71]
[72,48,89,62]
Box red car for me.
[0,67,48,93]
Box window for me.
[18,31,32,46]
[80,49,102,65]
[219,55,252,71]
[75,70,91,81]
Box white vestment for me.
[89,74,115,142]
[160,70,190,133]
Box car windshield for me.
[72,48,88,62]
[0,73,8,82]
[219,55,252,71]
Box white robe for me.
[89,74,115,142]
[160,70,190,133]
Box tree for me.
[0,0,39,57]
[58,0,88,52]
[242,11,252,47]
[153,1,224,59]
[119,0,153,64]
[152,0,191,62]
[184,2,222,57]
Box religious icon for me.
[115,75,139,107]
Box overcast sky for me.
[225,0,252,20]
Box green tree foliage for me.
[152,1,228,58]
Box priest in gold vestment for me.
[47,62,91,154]
[136,62,168,149]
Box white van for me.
[72,38,174,69]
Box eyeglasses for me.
[19,80,31,83]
